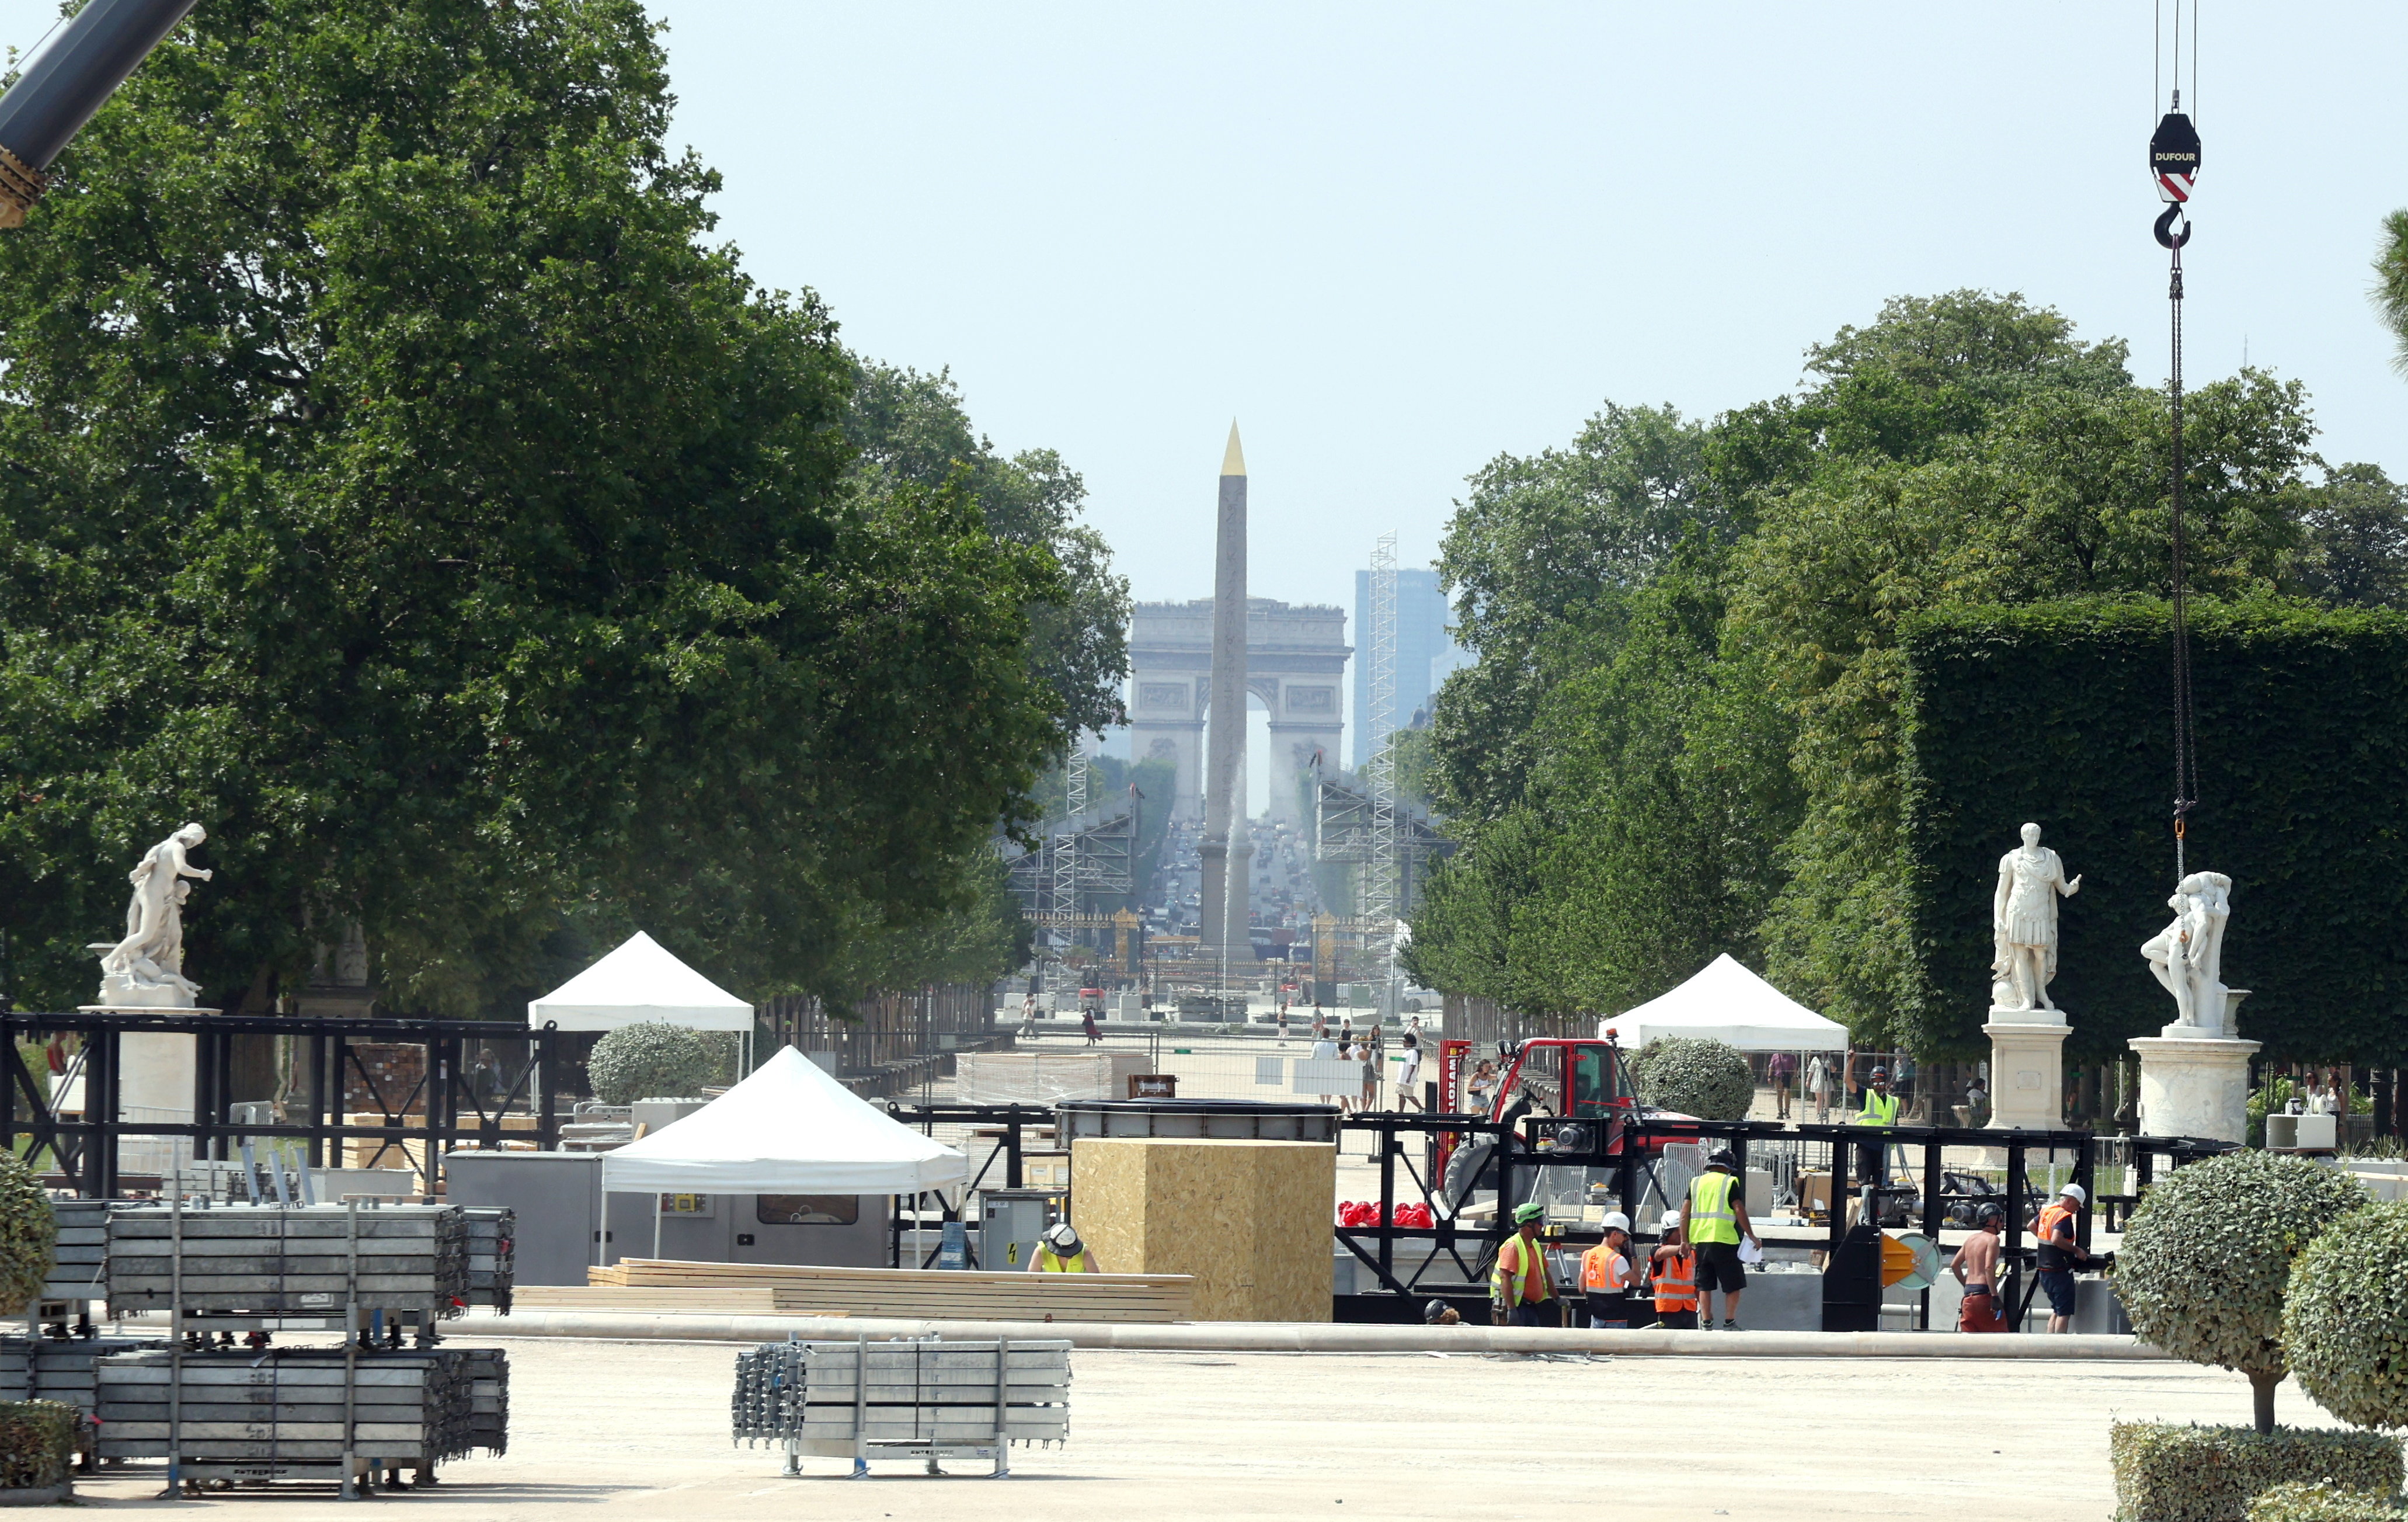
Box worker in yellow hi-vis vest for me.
[1027,1221,1100,1273]
[1491,1201,1556,1327]
[1857,1065,1902,1190]
[1679,1148,1760,1331]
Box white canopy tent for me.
[526,930,753,1032]
[600,1045,967,1196]
[1596,954,1849,1052]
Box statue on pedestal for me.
[2142,870,2235,1035]
[1992,822,2081,1013]
[87,822,211,1009]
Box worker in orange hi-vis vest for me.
[1648,1209,1700,1330]
[1580,1212,1635,1329]
[2034,1183,2092,1333]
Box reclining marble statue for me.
[2141,870,2235,1037]
[87,822,211,1008]
[1992,822,2080,1014]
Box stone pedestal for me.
[1983,1006,2069,1130]
[2130,1033,2260,1144]
[75,1005,220,1182]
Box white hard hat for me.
[1600,1211,1630,1233]
[1660,1210,1683,1232]
[2059,1183,2087,1204]
[1045,1222,1081,1248]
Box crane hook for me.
[2154,203,2193,249]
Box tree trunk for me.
[2250,1369,2280,1434]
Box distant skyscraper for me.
[1352,567,1459,767]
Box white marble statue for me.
[88,822,211,1007]
[2142,870,2233,1034]
[1992,822,2081,1013]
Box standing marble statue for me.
[1992,822,2081,1013]
[2142,870,2235,1035]
[88,822,211,1007]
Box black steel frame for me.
[884,1102,1055,1269]
[0,1011,569,1198]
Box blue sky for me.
[6,2,2403,621]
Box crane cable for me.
[2151,1,2202,880]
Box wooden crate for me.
[1071,1137,1334,1322]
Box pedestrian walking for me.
[1491,1202,1557,1327]
[1678,1148,1760,1330]
[1277,1005,1290,1043]
[1354,1039,1377,1114]
[1581,1211,1634,1329]
[1311,1010,1327,1044]
[1951,1203,2009,1332]
[2035,1183,2091,1333]
[1468,1058,1499,1116]
[1768,1051,1796,1120]
[1806,1052,1833,1123]
[1081,1006,1101,1046]
[1648,1210,1699,1329]
[1394,1039,1424,1110]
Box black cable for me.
[2169,238,2194,881]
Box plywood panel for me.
[1071,1138,1334,1322]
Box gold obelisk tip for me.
[1221,421,1246,477]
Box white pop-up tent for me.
[526,930,753,1032]
[601,1045,967,1196]
[1597,954,1850,1052]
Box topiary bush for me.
[1628,1037,1755,1122]
[2112,1423,2403,1522]
[0,1401,77,1490]
[0,1155,54,1319]
[2287,1200,2408,1430]
[2249,1481,2405,1521]
[584,1023,733,1107]
[2118,1150,2369,1432]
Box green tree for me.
[0,0,1069,1015]
[2376,209,2408,377]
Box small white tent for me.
[601,1046,966,1195]
[1597,954,1849,1052]
[526,930,753,1033]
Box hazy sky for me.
[6,2,2404,622]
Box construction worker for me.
[2035,1183,2091,1332]
[1491,1201,1556,1327]
[1648,1208,1699,1330]
[1679,1148,1759,1330]
[1027,1221,1099,1273]
[1951,1203,2009,1333]
[1580,1211,1634,1329]
[1856,1065,1901,1186]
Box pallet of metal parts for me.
[0,1335,173,1419]
[458,1346,509,1456]
[39,1198,107,1302]
[103,1203,471,1319]
[733,1336,1070,1478]
[92,1345,496,1467]
[459,1206,514,1312]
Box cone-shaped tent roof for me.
[525,930,753,1032]
[1596,954,1849,1052]
[601,1045,966,1193]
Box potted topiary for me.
[0,1152,67,1504]
[1628,1037,1755,1123]
[585,1022,732,1107]
[2111,1150,2395,1521]
[2281,1197,2408,1509]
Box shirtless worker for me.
[1950,1203,2009,1332]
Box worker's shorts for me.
[1957,1286,2007,1334]
[1505,1302,1554,1329]
[2037,1270,2078,1318]
[1694,1241,1746,1294]
[1586,1316,1626,1331]
[1652,1308,1699,1330]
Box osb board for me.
[1072,1138,1334,1322]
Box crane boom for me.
[0,0,197,227]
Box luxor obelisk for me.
[1196,423,1247,975]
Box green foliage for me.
[585,1022,732,1106]
[0,0,1081,1016]
[1899,600,2408,1061]
[2110,1424,2403,1522]
[2117,1152,2368,1427]
[2249,1481,2406,1521]
[2287,1201,2408,1430]
[1628,1037,1755,1122]
[0,1154,53,1319]
[2377,209,2408,380]
[0,1401,78,1490]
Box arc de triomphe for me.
[1126,598,1348,828]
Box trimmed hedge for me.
[2249,1482,2404,1521]
[584,1023,733,1107]
[0,1153,54,1318]
[2287,1201,2408,1429]
[0,1401,77,1489]
[2113,1423,2404,1522]
[1629,1037,1755,1122]
[1899,598,2408,1061]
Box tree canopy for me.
[0,0,1120,1014]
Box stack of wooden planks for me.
[0,1335,170,1419]
[105,1204,472,1320]
[732,1337,1070,1464]
[93,1346,508,1471]
[41,1199,107,1302]
[590,1259,1193,1322]
[513,1285,848,1315]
